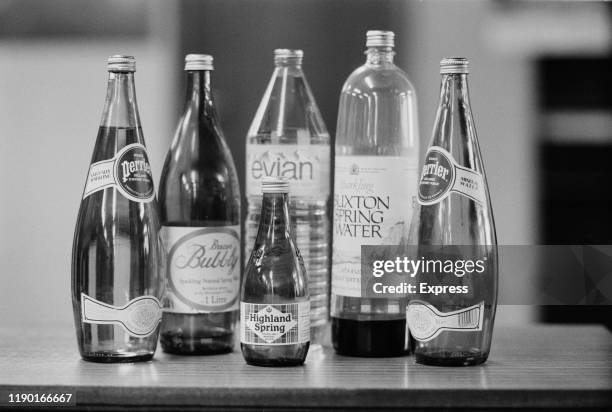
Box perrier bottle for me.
[409,57,498,366]
[72,55,163,362]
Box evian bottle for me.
[241,178,310,366]
[331,31,419,357]
[245,49,330,344]
[409,58,497,366]
[72,55,163,362]
[158,54,241,355]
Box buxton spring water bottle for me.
[72,55,163,362]
[331,31,420,357]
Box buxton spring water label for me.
[245,142,330,198]
[83,143,155,203]
[418,146,485,206]
[407,300,484,342]
[240,302,310,345]
[162,226,240,314]
[332,155,418,298]
[81,293,162,338]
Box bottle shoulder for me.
[342,64,417,95]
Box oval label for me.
[166,227,240,313]
[114,144,155,202]
[418,147,455,204]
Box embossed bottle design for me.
[245,49,330,344]
[331,31,419,357]
[241,178,310,366]
[158,55,241,355]
[71,55,163,362]
[409,58,498,366]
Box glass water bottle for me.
[72,55,163,362]
[331,31,420,357]
[409,57,498,366]
[241,178,310,366]
[158,54,241,355]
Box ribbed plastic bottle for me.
[245,49,330,344]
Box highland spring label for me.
[240,302,310,345]
[332,155,418,298]
[162,226,240,313]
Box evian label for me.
[81,293,162,338]
[418,146,486,206]
[83,143,155,203]
[407,300,484,342]
[162,226,240,314]
[246,142,330,198]
[240,302,310,345]
[332,155,418,298]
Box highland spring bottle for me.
[72,55,163,362]
[241,178,310,366]
[158,54,241,355]
[408,58,498,366]
[331,31,419,356]
[245,49,330,344]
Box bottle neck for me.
[184,70,216,118]
[255,192,292,246]
[431,73,474,149]
[365,47,395,65]
[100,72,141,128]
[440,73,470,107]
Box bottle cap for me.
[274,49,303,65]
[107,55,136,72]
[185,54,214,71]
[366,30,395,48]
[261,177,290,194]
[440,57,469,74]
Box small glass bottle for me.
[158,54,241,355]
[409,57,498,366]
[240,177,310,366]
[245,49,330,344]
[72,55,163,362]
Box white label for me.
[332,155,418,298]
[418,146,486,206]
[81,293,162,338]
[245,143,330,197]
[240,301,310,345]
[83,143,155,203]
[407,300,484,342]
[162,226,240,314]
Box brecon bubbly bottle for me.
[245,49,330,344]
[72,55,163,362]
[241,178,310,366]
[331,31,419,357]
[158,54,241,355]
[408,57,498,366]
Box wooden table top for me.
[0,323,610,410]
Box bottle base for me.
[415,351,489,367]
[160,329,234,356]
[240,343,309,367]
[331,317,409,358]
[80,352,154,363]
